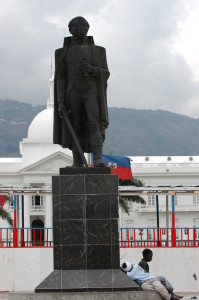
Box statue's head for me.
[68,16,89,38]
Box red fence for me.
[0,227,53,248]
[1,227,199,248]
[120,227,199,248]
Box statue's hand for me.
[58,102,67,118]
[81,62,97,76]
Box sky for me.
[1,0,199,118]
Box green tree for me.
[119,178,146,215]
[0,195,13,227]
[106,150,146,214]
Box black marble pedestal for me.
[35,168,139,292]
[35,269,139,292]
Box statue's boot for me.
[71,146,84,167]
[93,146,106,167]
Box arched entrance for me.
[31,219,44,246]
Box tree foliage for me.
[119,178,146,215]
[0,208,13,227]
[0,194,13,227]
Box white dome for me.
[27,107,53,142]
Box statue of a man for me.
[53,16,110,167]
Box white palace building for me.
[120,156,199,238]
[0,77,199,293]
[0,77,73,242]
[0,76,199,241]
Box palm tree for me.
[119,178,146,215]
[106,150,146,215]
[0,195,13,227]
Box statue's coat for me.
[53,36,109,153]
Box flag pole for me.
[13,194,18,247]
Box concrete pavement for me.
[0,291,198,300]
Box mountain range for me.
[1,98,199,157]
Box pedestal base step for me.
[35,269,139,293]
[9,291,163,300]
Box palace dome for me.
[27,106,53,142]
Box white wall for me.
[121,248,199,292]
[0,249,53,292]
[0,248,198,292]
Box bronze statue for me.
[53,16,110,167]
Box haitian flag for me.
[102,154,133,179]
[0,195,5,208]
[91,154,133,179]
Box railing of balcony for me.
[120,227,199,248]
[30,205,45,212]
[138,205,199,212]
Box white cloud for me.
[171,0,199,81]
[0,0,199,117]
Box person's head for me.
[68,16,89,38]
[142,248,153,261]
[121,262,132,273]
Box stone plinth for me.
[35,168,139,292]
[10,291,163,300]
[53,169,119,270]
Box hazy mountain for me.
[104,107,199,156]
[1,98,199,157]
[0,99,45,157]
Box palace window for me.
[32,195,43,207]
[148,194,155,206]
[193,195,199,205]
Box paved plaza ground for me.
[0,291,198,300]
